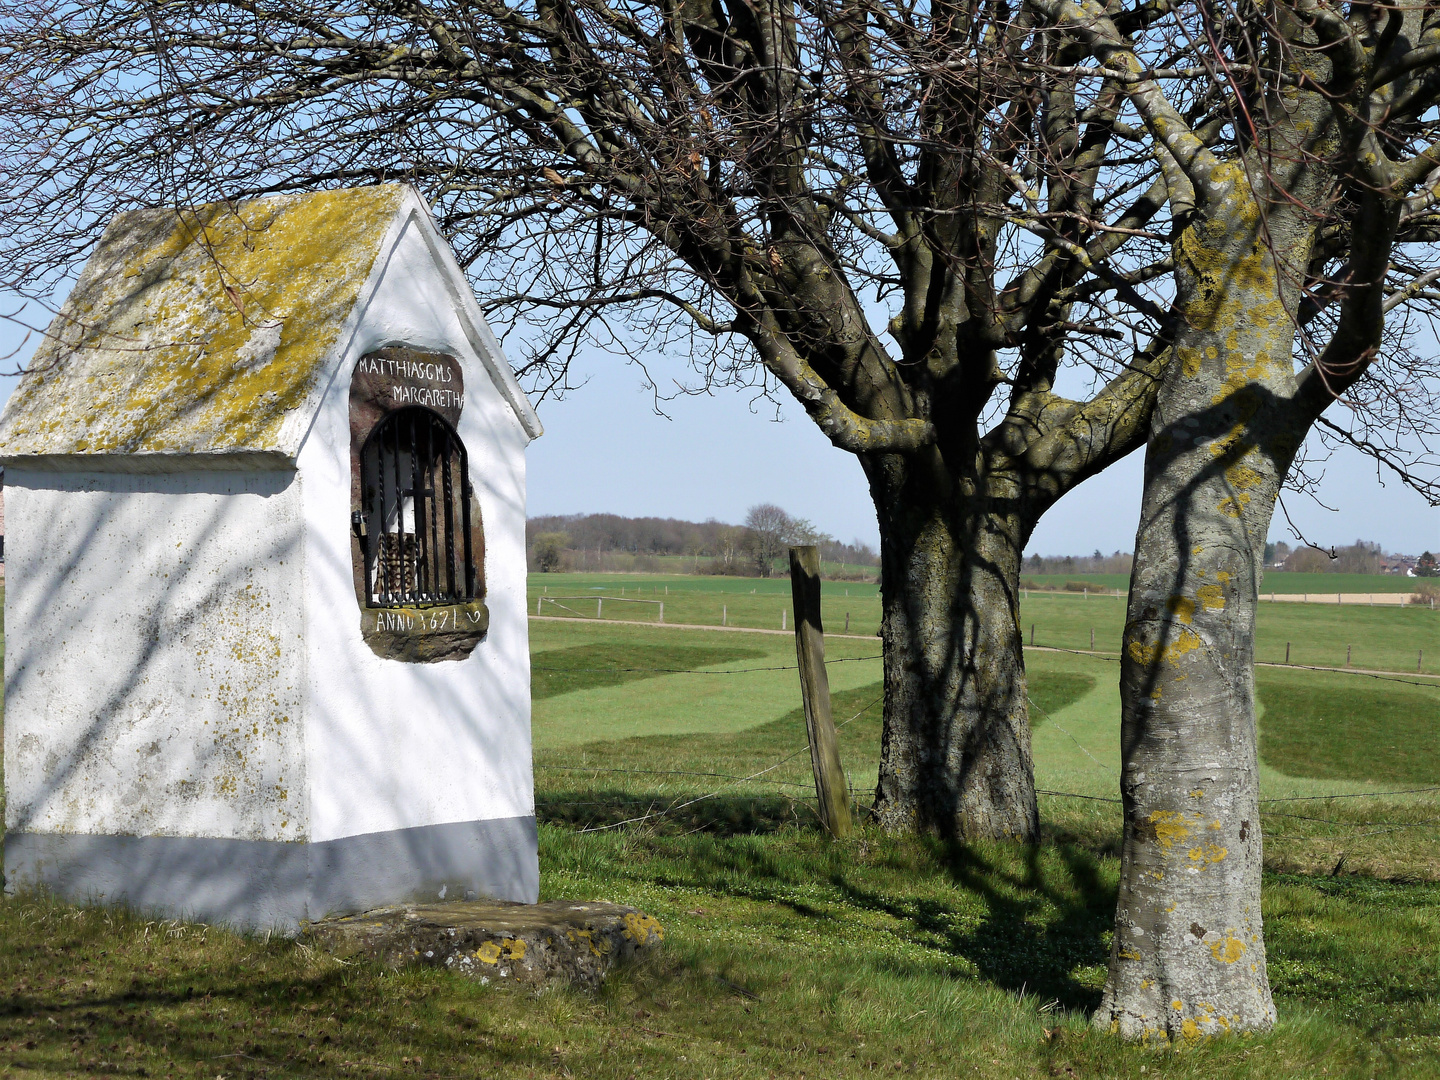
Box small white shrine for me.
[0,185,543,930]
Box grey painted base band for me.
[3,816,538,933]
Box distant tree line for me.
[1022,551,1134,576]
[533,524,1419,580]
[527,506,879,578]
[1023,541,1410,580]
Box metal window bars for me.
[357,406,476,607]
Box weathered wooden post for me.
[788,546,852,838]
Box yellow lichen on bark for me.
[1166,595,1197,623]
[1127,627,1202,666]
[1210,934,1245,963]
[1187,843,1228,865]
[1147,810,1205,850]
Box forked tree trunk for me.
[1093,200,1308,1038]
[865,452,1039,841]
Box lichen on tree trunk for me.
[1094,185,1309,1039]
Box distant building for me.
[1382,554,1419,575]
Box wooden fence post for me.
[788,546,853,838]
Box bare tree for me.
[743,502,795,576]
[1051,0,1440,1039]
[0,0,1436,909]
[0,0,1178,844]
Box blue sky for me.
[2,297,1434,556]
[523,353,1437,555]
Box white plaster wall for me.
[297,214,534,843]
[3,470,308,841]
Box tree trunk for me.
[1093,201,1306,1038]
[865,452,1039,841]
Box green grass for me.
[1014,571,1421,594]
[1021,571,1132,592]
[534,669,1093,834]
[1015,589,1440,674]
[1257,667,1440,785]
[532,572,1440,675]
[5,831,1440,1078]
[1258,571,1423,594]
[7,587,1440,1077]
[1027,671,1096,725]
[526,619,1440,878]
[532,641,767,700]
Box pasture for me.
[528,571,1440,674]
[1018,570,1425,594]
[2,576,1439,1078]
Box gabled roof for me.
[0,184,540,467]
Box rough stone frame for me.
[349,346,488,662]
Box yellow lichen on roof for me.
[0,185,407,459]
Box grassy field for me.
[1019,570,1426,594]
[5,582,1440,1078]
[530,572,1440,674]
[529,619,1440,877]
[647,553,882,580]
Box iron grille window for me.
[356,406,476,607]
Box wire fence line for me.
[537,764,813,788]
[1033,646,1440,688]
[1261,786,1440,802]
[1251,663,1440,690]
[1026,695,1113,775]
[1023,790,1440,833]
[532,632,1437,686]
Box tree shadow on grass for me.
[816,840,1115,1012]
[550,788,1119,1013]
[0,966,568,1078]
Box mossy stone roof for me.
[0,185,413,463]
